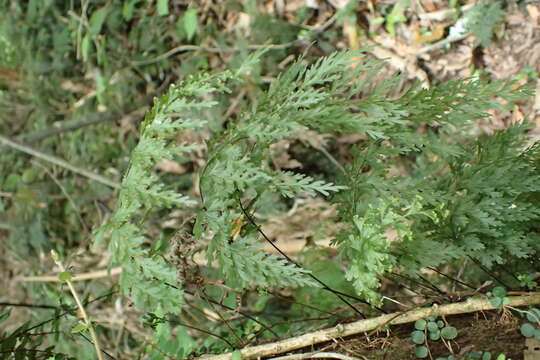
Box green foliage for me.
[2,0,539,354]
[465,1,505,48]
[518,307,540,339]
[92,71,235,313]
[195,51,376,290]
[0,305,85,359]
[385,0,411,37]
[489,286,510,308]
[92,47,535,355]
[412,316,459,358]
[464,352,507,360]
[335,74,534,302]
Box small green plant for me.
[412,316,458,358]
[519,307,540,339]
[385,0,410,37]
[449,0,505,48]
[464,351,508,360]
[518,274,538,290]
[488,286,510,309]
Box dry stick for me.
[131,41,301,66]
[18,267,122,282]
[415,34,469,55]
[417,3,476,21]
[271,351,366,360]
[17,105,150,143]
[0,134,121,189]
[196,293,540,360]
[51,251,104,360]
[17,111,119,143]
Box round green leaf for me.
[466,352,482,359]
[4,173,20,191]
[440,326,458,340]
[21,168,36,183]
[411,330,426,344]
[526,308,540,323]
[520,322,535,337]
[157,0,169,16]
[183,9,198,41]
[437,320,445,328]
[58,271,72,282]
[415,346,428,358]
[429,329,440,341]
[481,352,492,360]
[492,286,506,298]
[89,7,107,37]
[490,297,502,308]
[415,319,427,330]
[495,354,506,360]
[71,322,87,333]
[427,321,439,332]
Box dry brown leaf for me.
[155,159,187,174]
[297,130,330,150]
[421,0,437,12]
[412,21,453,45]
[270,140,302,170]
[527,4,540,24]
[61,80,90,93]
[262,198,343,251]
[0,66,20,86]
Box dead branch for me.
[197,293,540,360]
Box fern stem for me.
[237,196,381,316]
[51,251,105,360]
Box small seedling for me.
[488,286,510,309]
[519,307,540,340]
[464,351,508,360]
[412,316,458,358]
[517,274,538,290]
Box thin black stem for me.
[388,272,439,296]
[180,288,279,337]
[0,302,59,310]
[237,195,386,316]
[268,290,337,316]
[164,318,236,348]
[78,333,117,360]
[467,256,511,289]
[416,273,446,295]
[426,266,476,290]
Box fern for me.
[195,51,385,290]
[93,48,536,324]
[335,74,533,303]
[93,72,233,313]
[458,0,505,48]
